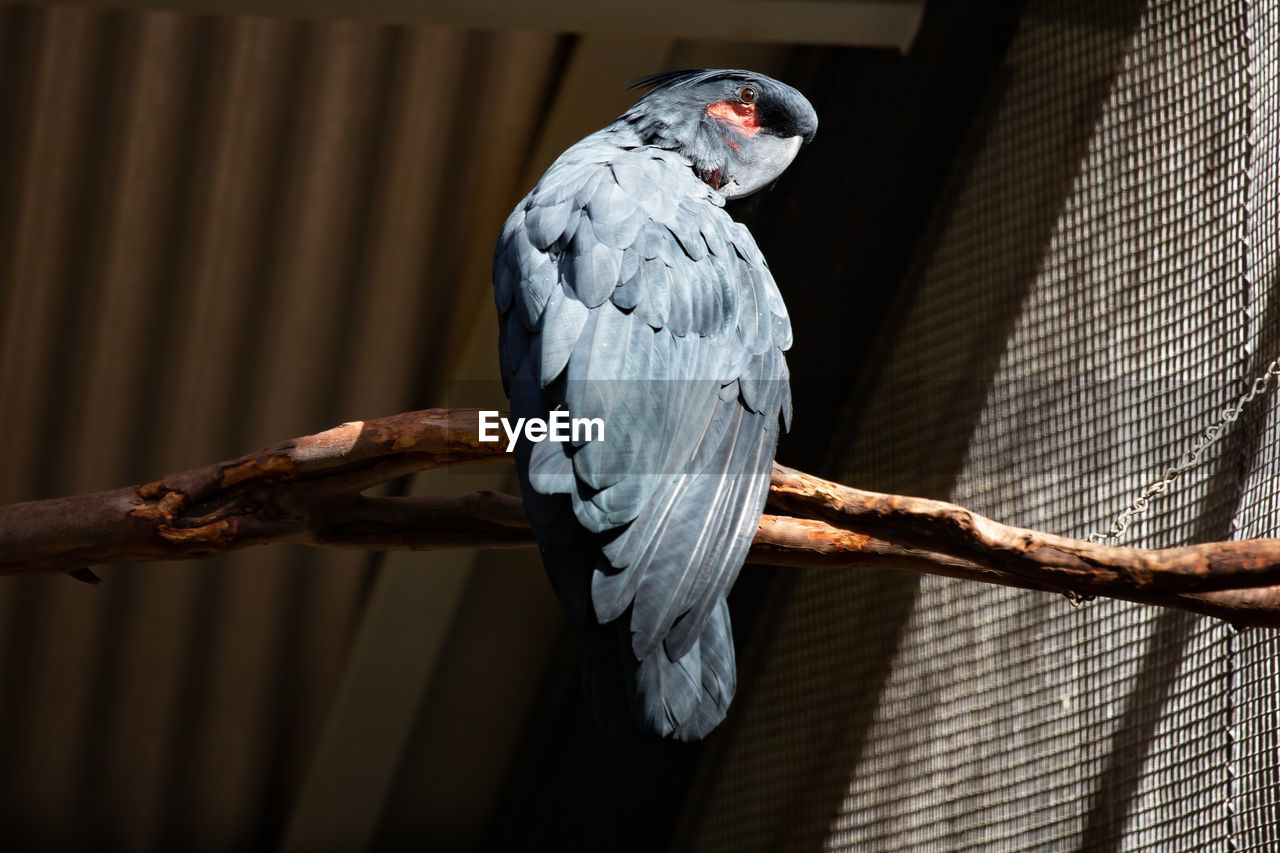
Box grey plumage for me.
[494,69,816,740]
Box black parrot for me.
[493,69,816,741]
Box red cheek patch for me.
[706,101,761,137]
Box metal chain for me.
[1087,353,1280,547]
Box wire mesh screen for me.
[682,0,1280,850]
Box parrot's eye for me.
[738,85,758,104]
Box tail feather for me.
[513,413,739,742]
[581,597,736,742]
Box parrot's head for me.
[623,68,818,199]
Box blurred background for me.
[1,0,1278,850]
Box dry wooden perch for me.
[3,408,1280,627]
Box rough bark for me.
[3,408,1279,627]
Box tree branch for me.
[3,408,1280,628]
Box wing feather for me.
[494,129,792,739]
[568,217,623,308]
[525,199,573,250]
[536,285,589,387]
[665,261,694,335]
[633,257,670,328]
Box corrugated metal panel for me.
[0,4,562,848]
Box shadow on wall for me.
[679,0,1180,850]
